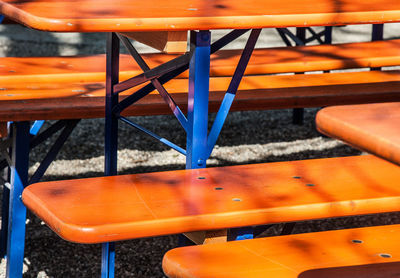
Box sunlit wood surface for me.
[1,0,400,31]
[163,224,400,278]
[2,39,400,121]
[22,155,400,243]
[316,102,400,166]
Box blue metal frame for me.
[29,120,45,136]
[1,119,80,277]
[186,30,211,169]
[206,29,261,158]
[29,120,79,184]
[372,24,384,41]
[103,32,120,278]
[6,121,30,278]
[119,116,186,155]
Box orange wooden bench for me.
[1,39,400,126]
[316,102,400,166]
[4,36,400,277]
[22,155,400,244]
[162,224,400,278]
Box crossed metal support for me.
[102,28,263,277]
[1,119,79,278]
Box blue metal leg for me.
[324,26,333,44]
[29,120,45,136]
[1,124,11,259]
[179,30,211,246]
[228,227,254,241]
[186,30,211,170]
[0,166,10,258]
[103,32,120,278]
[293,27,306,125]
[6,121,30,278]
[101,243,115,278]
[372,24,384,41]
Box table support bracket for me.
[206,29,261,159]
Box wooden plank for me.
[1,0,400,32]
[316,102,400,166]
[163,224,400,278]
[121,31,188,53]
[22,155,400,243]
[0,39,400,121]
[184,229,227,245]
[0,39,399,79]
[2,70,400,122]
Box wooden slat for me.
[163,224,400,278]
[1,0,400,32]
[0,39,400,121]
[0,39,400,79]
[22,155,400,243]
[2,70,400,122]
[184,229,228,245]
[316,102,400,166]
[121,31,188,53]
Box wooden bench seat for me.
[1,39,400,124]
[2,68,400,122]
[1,38,399,80]
[162,224,400,278]
[21,155,400,243]
[316,102,400,165]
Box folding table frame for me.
[0,23,387,278]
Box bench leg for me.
[101,243,115,278]
[0,168,10,258]
[103,32,120,278]
[6,121,30,278]
[372,24,384,41]
[186,30,211,170]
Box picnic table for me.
[1,0,400,277]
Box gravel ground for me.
[1,23,400,277]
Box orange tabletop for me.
[1,0,400,32]
[316,102,400,166]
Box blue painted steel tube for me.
[372,24,384,41]
[101,243,115,278]
[0,124,11,259]
[29,120,79,184]
[6,121,30,278]
[29,120,45,136]
[207,29,260,158]
[103,32,120,278]
[186,31,211,169]
[0,177,9,258]
[119,116,186,156]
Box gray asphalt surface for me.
[0,23,400,277]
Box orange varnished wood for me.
[1,0,400,32]
[121,31,188,53]
[2,39,400,79]
[163,224,400,278]
[22,155,400,243]
[2,70,400,122]
[316,102,400,166]
[1,39,400,121]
